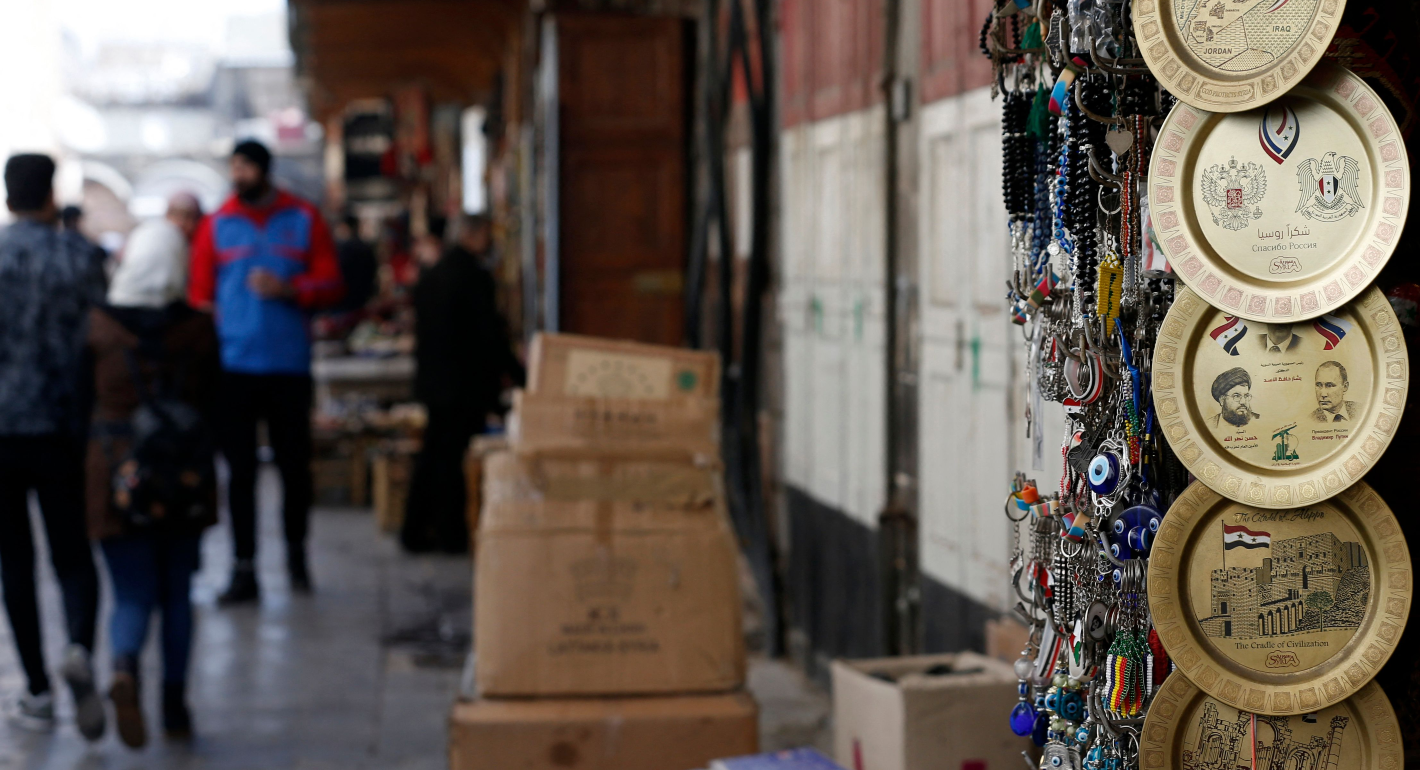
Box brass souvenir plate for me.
[1147,481,1411,716]
[1152,286,1407,508]
[1148,64,1409,322]
[1133,0,1344,112]
[1140,675,1401,769]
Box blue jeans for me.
[100,532,201,686]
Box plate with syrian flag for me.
[1147,480,1410,716]
[1140,674,1401,770]
[1152,285,1407,509]
[1147,64,1409,323]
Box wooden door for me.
[556,14,687,345]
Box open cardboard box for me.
[831,652,1029,770]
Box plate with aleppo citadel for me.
[1147,481,1410,716]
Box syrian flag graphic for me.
[1313,314,1353,351]
[1209,316,1248,356]
[1224,524,1271,550]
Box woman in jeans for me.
[85,207,218,747]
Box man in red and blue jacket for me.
[188,140,343,604]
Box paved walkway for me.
[0,466,831,769]
[0,467,471,769]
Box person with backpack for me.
[85,194,220,747]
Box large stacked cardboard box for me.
[451,334,755,770]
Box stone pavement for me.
[0,467,829,768]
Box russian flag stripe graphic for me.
[1259,104,1299,165]
[1313,314,1352,351]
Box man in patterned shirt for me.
[0,154,106,740]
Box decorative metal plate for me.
[1147,480,1411,716]
[1133,0,1345,112]
[1152,286,1407,508]
[1148,64,1409,323]
[1140,675,1402,770]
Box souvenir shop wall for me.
[977,0,1420,764]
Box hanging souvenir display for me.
[1148,64,1410,322]
[1151,285,1408,508]
[1140,675,1402,770]
[1132,0,1346,113]
[1147,480,1411,715]
[982,0,1410,766]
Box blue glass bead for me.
[1019,682,1030,697]
[1062,692,1084,721]
[1010,701,1036,736]
[1032,713,1049,747]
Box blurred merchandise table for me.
[312,355,415,405]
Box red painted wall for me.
[779,0,995,129]
[779,0,882,128]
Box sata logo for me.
[1270,257,1302,274]
[1266,651,1300,669]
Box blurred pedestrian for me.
[0,154,106,740]
[86,206,219,747]
[332,213,377,314]
[188,140,344,603]
[60,203,110,274]
[402,214,523,553]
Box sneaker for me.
[59,645,105,742]
[218,563,260,606]
[109,670,146,749]
[162,682,192,740]
[6,691,54,732]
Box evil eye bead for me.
[1111,568,1123,584]
[1061,693,1084,721]
[1110,541,1133,561]
[1087,453,1120,495]
[1127,525,1152,552]
[1049,754,1065,768]
[1148,513,1162,533]
[1112,517,1127,536]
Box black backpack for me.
[107,349,216,529]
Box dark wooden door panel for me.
[556,14,687,345]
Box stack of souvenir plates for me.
[1137,5,1413,765]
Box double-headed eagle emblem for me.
[1200,157,1267,231]
[1295,152,1363,222]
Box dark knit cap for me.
[5,154,55,212]
[1211,367,1252,403]
[232,139,272,174]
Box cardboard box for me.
[528,332,720,401]
[463,434,509,552]
[449,692,759,770]
[509,390,720,460]
[372,450,413,533]
[474,452,744,697]
[832,653,1028,770]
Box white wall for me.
[778,88,1067,617]
[779,105,887,527]
[917,86,1065,613]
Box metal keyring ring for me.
[1004,492,1031,522]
